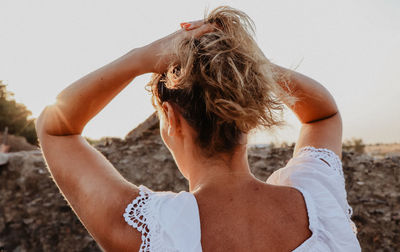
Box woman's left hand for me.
[138,20,215,74]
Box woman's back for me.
[195,181,311,251]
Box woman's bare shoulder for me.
[195,181,311,251]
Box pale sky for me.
[1,0,399,144]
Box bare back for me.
[194,180,311,252]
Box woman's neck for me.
[186,145,254,192]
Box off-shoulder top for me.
[123,147,361,251]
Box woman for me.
[36,6,361,251]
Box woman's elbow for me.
[35,105,79,138]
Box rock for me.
[0,153,8,165]
[0,133,38,152]
[0,151,100,251]
[125,112,159,143]
[0,114,399,251]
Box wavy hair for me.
[147,6,294,156]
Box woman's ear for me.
[162,102,180,137]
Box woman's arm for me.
[35,21,214,250]
[35,47,152,251]
[36,21,212,137]
[36,48,148,137]
[272,63,343,157]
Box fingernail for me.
[183,23,191,29]
[180,22,189,29]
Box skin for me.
[36,20,342,251]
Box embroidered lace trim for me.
[123,186,166,252]
[295,146,357,234]
[296,146,343,177]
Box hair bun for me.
[147,6,292,155]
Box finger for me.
[188,20,205,29]
[180,20,204,31]
[190,23,216,38]
[180,22,190,29]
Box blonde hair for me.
[147,6,293,156]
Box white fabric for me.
[123,146,361,251]
[267,146,361,251]
[124,185,201,252]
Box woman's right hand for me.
[137,20,215,74]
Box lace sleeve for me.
[123,186,201,252]
[123,185,162,252]
[292,146,357,234]
[295,146,344,178]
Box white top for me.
[123,146,361,251]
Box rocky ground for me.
[0,114,399,251]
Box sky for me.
[1,0,399,144]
